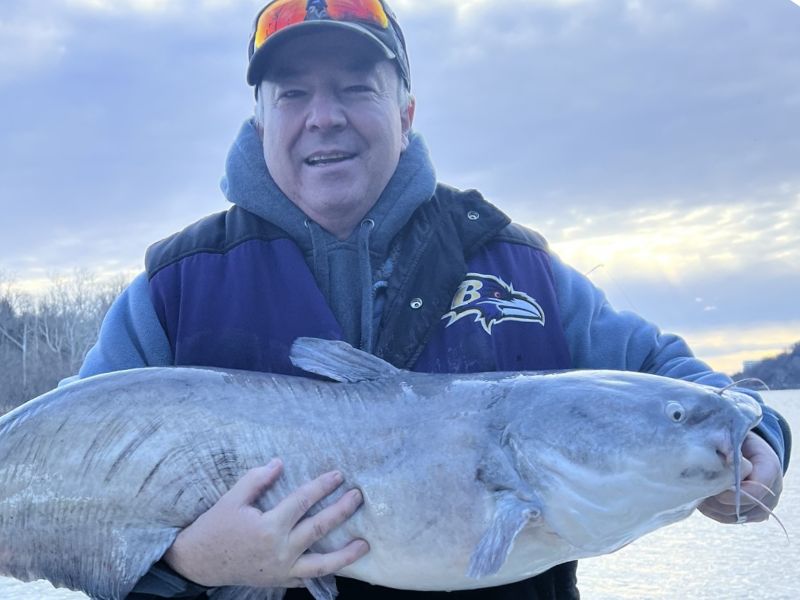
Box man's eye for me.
[346,85,373,93]
[279,90,305,99]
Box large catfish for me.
[0,338,761,599]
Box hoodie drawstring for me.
[358,219,376,353]
[305,219,331,300]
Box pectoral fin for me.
[189,569,337,600]
[205,575,337,600]
[208,586,285,600]
[303,574,338,599]
[467,492,543,579]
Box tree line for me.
[0,272,128,414]
[735,341,800,391]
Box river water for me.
[1,391,797,599]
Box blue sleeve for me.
[78,272,174,378]
[551,253,790,472]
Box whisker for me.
[733,439,742,520]
[717,378,770,396]
[730,487,790,542]
[747,480,777,498]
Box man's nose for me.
[305,93,347,131]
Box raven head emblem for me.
[442,273,545,334]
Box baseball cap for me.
[247,0,411,91]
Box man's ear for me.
[254,81,266,140]
[401,96,416,150]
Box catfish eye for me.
[665,401,686,423]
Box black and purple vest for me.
[145,185,572,377]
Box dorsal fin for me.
[289,338,400,383]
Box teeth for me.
[306,153,353,166]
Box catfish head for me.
[499,371,762,553]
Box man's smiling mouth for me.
[305,152,357,166]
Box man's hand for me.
[164,459,369,588]
[699,432,783,524]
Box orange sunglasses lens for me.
[327,0,389,28]
[255,0,390,52]
[254,0,307,51]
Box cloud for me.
[549,191,800,279]
[0,0,250,83]
[3,0,798,244]
[1,0,798,373]
[67,0,171,11]
[0,0,257,282]
[0,14,69,81]
[681,321,800,375]
[64,0,244,14]
[544,190,800,335]
[407,0,800,214]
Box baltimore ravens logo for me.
[442,273,545,334]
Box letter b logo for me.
[451,279,483,309]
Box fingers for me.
[272,469,346,526]
[742,435,782,499]
[224,459,284,508]
[292,539,370,580]
[713,479,779,507]
[699,493,765,523]
[291,488,364,550]
[699,497,770,524]
[163,460,369,589]
[699,435,784,524]
[700,481,775,520]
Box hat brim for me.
[247,20,397,86]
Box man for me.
[79,1,790,598]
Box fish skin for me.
[0,338,761,599]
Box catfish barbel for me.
[0,338,762,599]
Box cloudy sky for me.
[1,0,798,374]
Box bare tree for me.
[0,271,129,414]
[0,277,35,399]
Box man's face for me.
[258,30,414,238]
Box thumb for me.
[740,456,753,481]
[224,459,283,508]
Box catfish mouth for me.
[679,465,724,481]
[679,394,761,506]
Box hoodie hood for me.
[219,119,437,349]
[221,119,436,255]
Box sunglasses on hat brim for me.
[254,0,390,53]
[248,0,409,89]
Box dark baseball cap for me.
[247,0,411,90]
